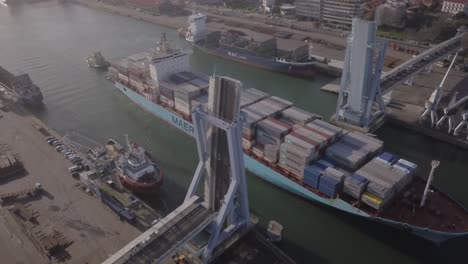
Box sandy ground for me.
[0,104,141,264]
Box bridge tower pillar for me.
[185,76,250,263]
[333,19,387,131]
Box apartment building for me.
[294,0,364,28]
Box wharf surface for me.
[0,101,142,263]
[387,67,468,150]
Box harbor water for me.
[0,2,467,263]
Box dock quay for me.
[0,102,149,263]
[387,67,468,150]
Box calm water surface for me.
[0,3,467,263]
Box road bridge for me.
[102,196,216,264]
[380,32,466,94]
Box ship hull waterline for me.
[114,81,468,244]
[192,44,320,79]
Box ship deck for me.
[379,179,468,233]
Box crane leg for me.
[430,110,438,128]
[448,116,454,134]
[453,121,465,136]
[436,115,447,129]
[420,108,430,121]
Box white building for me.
[441,0,468,15]
[294,0,364,28]
[322,0,365,29]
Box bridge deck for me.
[381,33,465,94]
[103,196,215,264]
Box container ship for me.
[184,13,339,79]
[106,35,468,243]
[0,66,43,105]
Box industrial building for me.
[294,0,365,28]
[441,0,468,15]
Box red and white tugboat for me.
[113,135,163,194]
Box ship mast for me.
[124,134,131,150]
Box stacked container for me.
[343,174,369,199]
[191,95,208,113]
[319,167,346,198]
[357,153,415,210]
[256,117,292,146]
[280,106,321,126]
[241,108,266,150]
[279,131,320,177]
[264,144,280,163]
[240,88,269,109]
[170,71,197,84]
[311,119,346,138]
[303,165,322,188]
[306,121,342,144]
[341,132,384,157]
[189,78,209,89]
[174,83,205,116]
[158,81,177,107]
[252,145,264,158]
[325,131,383,170]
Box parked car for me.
[68,165,81,173]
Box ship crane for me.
[420,49,462,127]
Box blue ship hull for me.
[193,45,320,78]
[114,81,468,244]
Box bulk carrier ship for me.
[184,13,340,78]
[107,34,468,244]
[0,66,43,105]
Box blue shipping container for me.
[314,162,328,171]
[319,184,339,198]
[351,173,369,184]
[304,176,321,189]
[303,166,321,188]
[317,159,335,169]
[377,152,397,164]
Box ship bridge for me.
[102,196,216,264]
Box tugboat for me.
[86,51,110,69]
[111,135,163,195]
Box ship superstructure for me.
[0,66,43,105]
